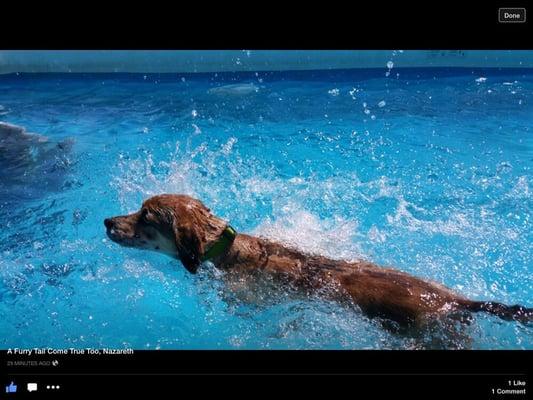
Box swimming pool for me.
[0,67,531,349]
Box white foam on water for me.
[208,83,259,96]
[108,140,528,313]
[111,143,367,264]
[253,203,363,262]
[113,146,199,212]
[221,137,237,155]
[507,175,530,199]
[121,258,166,281]
[368,225,386,243]
[241,171,509,244]
[385,194,522,241]
[191,124,202,135]
[385,61,394,77]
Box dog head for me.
[104,194,227,273]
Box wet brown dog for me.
[104,194,532,331]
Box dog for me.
[104,194,532,332]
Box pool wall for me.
[1,50,533,74]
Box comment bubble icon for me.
[27,383,38,392]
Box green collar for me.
[201,225,237,262]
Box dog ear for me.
[173,224,204,274]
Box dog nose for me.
[104,218,114,229]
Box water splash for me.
[1,70,532,349]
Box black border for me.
[2,350,530,375]
[1,1,532,395]
[2,350,531,397]
[1,1,531,49]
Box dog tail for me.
[461,300,533,326]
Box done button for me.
[498,8,526,23]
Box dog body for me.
[213,233,465,326]
[105,194,532,330]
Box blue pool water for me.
[0,68,532,349]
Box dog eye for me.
[141,209,151,223]
[134,233,141,239]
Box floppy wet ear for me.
[173,224,204,274]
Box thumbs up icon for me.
[5,381,17,393]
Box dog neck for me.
[207,232,308,276]
[201,225,237,262]
[208,233,261,270]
